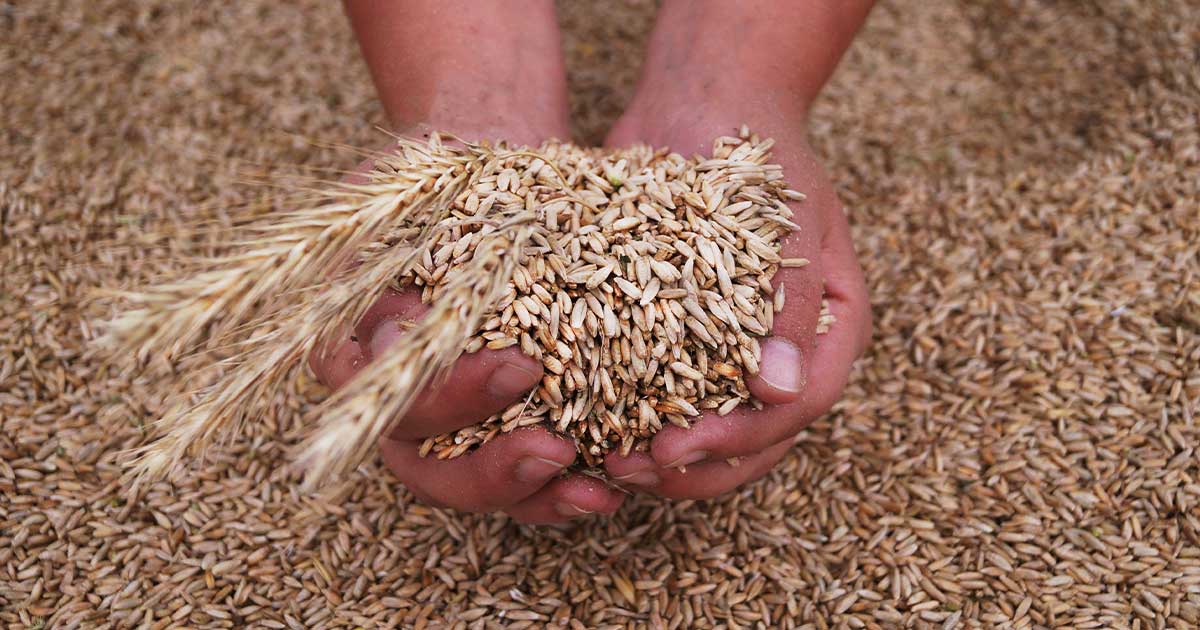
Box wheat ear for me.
[111,136,501,481]
[298,220,534,486]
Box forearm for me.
[342,0,570,142]
[644,0,875,115]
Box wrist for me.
[644,0,874,113]
[344,0,570,144]
[613,67,814,158]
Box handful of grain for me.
[105,127,826,487]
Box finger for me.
[503,474,626,525]
[647,326,860,466]
[311,285,545,439]
[606,439,793,501]
[307,329,366,390]
[306,286,423,390]
[352,287,427,345]
[728,145,831,405]
[785,140,871,358]
[378,427,576,512]
[645,334,819,465]
[769,199,825,353]
[375,316,544,440]
[818,192,873,358]
[648,282,864,463]
[648,213,869,466]
[755,197,871,421]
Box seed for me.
[613,276,643,300]
[611,216,642,232]
[669,361,705,381]
[717,397,742,415]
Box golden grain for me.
[103,124,826,479]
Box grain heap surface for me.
[2,1,1199,628]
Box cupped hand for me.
[601,89,872,499]
[309,284,622,524]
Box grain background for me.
[2,1,1198,628]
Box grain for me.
[2,0,1199,628]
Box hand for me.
[307,0,626,524]
[599,0,873,499]
[310,288,621,524]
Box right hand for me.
[310,283,622,524]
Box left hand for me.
[600,80,872,499]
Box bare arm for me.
[343,0,571,143]
[643,0,874,116]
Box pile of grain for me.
[2,1,1197,628]
[408,131,823,466]
[107,130,818,481]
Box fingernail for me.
[368,319,404,359]
[759,338,804,394]
[488,361,541,398]
[613,471,661,487]
[555,502,593,517]
[665,450,709,469]
[515,456,567,483]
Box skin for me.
[313,0,874,523]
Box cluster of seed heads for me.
[105,127,827,486]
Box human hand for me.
[599,0,873,498]
[310,288,621,524]
[307,0,626,524]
